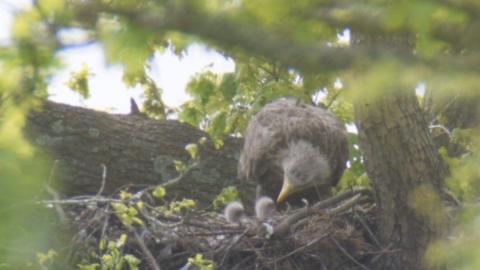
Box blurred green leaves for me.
[0,0,85,267]
[98,18,156,78]
[441,130,480,200]
[188,253,214,270]
[242,0,335,43]
[427,206,480,270]
[66,63,93,98]
[1,0,480,268]
[213,186,239,210]
[77,234,141,270]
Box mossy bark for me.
[25,101,255,206]
[355,90,448,270]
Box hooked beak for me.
[276,175,297,203]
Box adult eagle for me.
[238,99,349,205]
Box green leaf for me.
[173,160,186,172]
[185,143,199,160]
[213,186,239,209]
[65,63,93,98]
[152,186,166,199]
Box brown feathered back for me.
[238,99,348,204]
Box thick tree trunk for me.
[25,101,255,206]
[354,89,448,270]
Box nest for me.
[44,187,387,270]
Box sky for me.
[49,43,235,113]
[0,0,235,113]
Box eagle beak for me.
[276,175,296,203]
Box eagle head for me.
[277,140,331,203]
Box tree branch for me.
[71,0,480,73]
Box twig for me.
[426,93,459,126]
[41,197,124,205]
[369,243,401,264]
[314,186,372,209]
[138,206,183,228]
[275,233,328,262]
[442,188,461,207]
[241,235,271,268]
[132,230,161,270]
[354,209,381,247]
[428,124,452,139]
[272,207,320,238]
[129,162,200,200]
[44,160,68,224]
[219,228,249,266]
[96,164,107,196]
[330,237,371,270]
[273,187,372,238]
[162,162,199,188]
[326,194,365,215]
[325,88,343,109]
[107,198,162,270]
[100,208,110,241]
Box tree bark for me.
[25,101,255,206]
[354,89,448,270]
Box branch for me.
[275,233,329,262]
[325,88,343,109]
[41,197,124,205]
[44,160,68,224]
[68,1,363,73]
[71,0,480,73]
[272,187,372,238]
[133,230,162,270]
[313,186,372,208]
[313,4,478,51]
[96,164,107,196]
[161,162,199,189]
[429,124,452,139]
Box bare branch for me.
[133,230,162,270]
[273,187,372,238]
[44,160,68,224]
[96,164,107,196]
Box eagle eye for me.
[291,169,305,182]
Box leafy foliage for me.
[212,186,239,210]
[152,186,166,199]
[187,254,214,270]
[111,202,144,226]
[66,63,93,98]
[77,234,141,270]
[185,143,199,160]
[441,130,480,200]
[160,198,197,216]
[178,57,343,146]
[36,249,58,270]
[2,0,480,268]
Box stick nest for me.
[45,187,388,270]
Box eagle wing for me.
[237,114,281,181]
